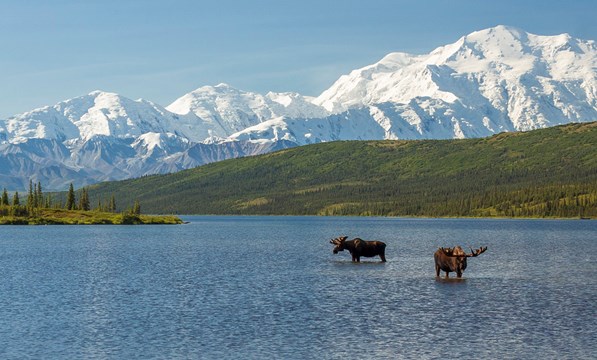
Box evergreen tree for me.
[33,182,39,208]
[132,200,141,215]
[79,188,90,211]
[12,191,20,206]
[37,182,43,208]
[66,183,76,210]
[1,188,8,206]
[109,194,116,212]
[27,180,34,209]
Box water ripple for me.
[0,217,594,359]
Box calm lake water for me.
[0,216,595,359]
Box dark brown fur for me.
[330,236,386,262]
[434,246,487,278]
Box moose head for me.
[434,246,487,278]
[330,236,349,254]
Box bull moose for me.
[434,246,487,278]
[330,236,387,262]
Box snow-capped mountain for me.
[2,91,207,143]
[166,83,329,139]
[1,25,595,190]
[0,87,324,190]
[235,25,597,143]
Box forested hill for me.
[86,122,597,218]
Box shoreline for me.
[0,209,183,225]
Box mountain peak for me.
[455,25,586,58]
[88,89,110,96]
[467,25,526,39]
[316,25,597,112]
[86,90,125,100]
[466,26,525,51]
[192,83,237,93]
[214,82,233,89]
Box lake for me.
[0,216,595,359]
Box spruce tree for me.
[132,200,141,215]
[1,188,8,206]
[79,188,90,211]
[33,182,39,208]
[13,191,20,206]
[37,182,43,208]
[109,194,116,212]
[27,180,34,209]
[66,183,76,210]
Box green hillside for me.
[84,122,597,218]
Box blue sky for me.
[1,0,596,118]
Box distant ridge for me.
[81,122,597,218]
[1,25,596,190]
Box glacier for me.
[0,25,595,190]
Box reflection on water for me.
[434,277,467,284]
[0,217,595,359]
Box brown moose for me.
[434,246,487,278]
[330,236,387,262]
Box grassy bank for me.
[0,208,183,225]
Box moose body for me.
[330,236,386,262]
[434,246,487,278]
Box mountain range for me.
[1,25,596,190]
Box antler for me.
[440,246,487,257]
[330,236,347,245]
[466,246,488,257]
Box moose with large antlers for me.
[434,246,487,278]
[330,236,387,262]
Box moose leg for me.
[380,250,387,262]
[435,264,440,277]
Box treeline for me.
[298,179,597,218]
[81,121,597,218]
[152,166,596,218]
[0,181,141,218]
